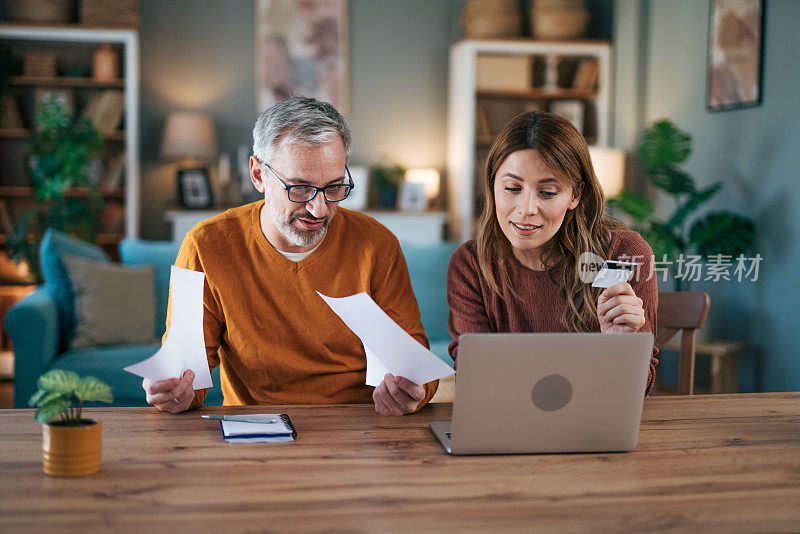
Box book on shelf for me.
[572,58,599,90]
[83,90,125,134]
[0,200,14,234]
[103,150,126,189]
[476,104,492,136]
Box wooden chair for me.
[655,291,711,395]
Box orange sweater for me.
[164,201,437,408]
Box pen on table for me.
[201,415,278,424]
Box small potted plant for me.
[370,164,406,209]
[29,369,113,476]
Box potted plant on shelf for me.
[370,164,405,209]
[8,96,105,283]
[29,369,113,476]
[607,119,756,291]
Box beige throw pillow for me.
[63,255,157,350]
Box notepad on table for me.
[220,414,296,443]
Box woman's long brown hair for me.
[475,111,623,332]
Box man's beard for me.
[265,190,331,248]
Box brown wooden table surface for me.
[1,393,800,533]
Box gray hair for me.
[252,96,352,164]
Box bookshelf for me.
[447,39,612,242]
[0,25,140,255]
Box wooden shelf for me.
[477,88,599,100]
[0,187,125,199]
[0,129,125,141]
[9,76,125,88]
[0,233,123,245]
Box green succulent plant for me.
[607,119,755,290]
[29,369,113,425]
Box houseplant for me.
[8,96,105,283]
[29,369,113,476]
[607,119,755,290]
[370,164,405,208]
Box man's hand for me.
[373,373,425,416]
[143,369,195,413]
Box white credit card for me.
[591,260,637,288]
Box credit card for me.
[591,260,637,288]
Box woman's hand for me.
[597,282,645,334]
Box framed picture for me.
[255,0,349,114]
[707,0,765,111]
[177,169,213,209]
[398,181,427,212]
[550,99,584,134]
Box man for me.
[143,97,437,416]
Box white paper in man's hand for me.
[123,266,213,389]
[318,292,455,387]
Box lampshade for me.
[160,111,217,162]
[404,168,441,200]
[588,147,626,198]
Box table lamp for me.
[588,146,625,198]
[160,111,217,166]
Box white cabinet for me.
[447,39,612,242]
[167,208,448,246]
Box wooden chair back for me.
[655,291,711,395]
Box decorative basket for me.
[462,0,523,39]
[81,0,140,29]
[23,53,58,78]
[531,0,590,40]
[5,0,72,24]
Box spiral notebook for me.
[220,414,296,443]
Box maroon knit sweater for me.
[447,229,659,395]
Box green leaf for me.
[666,183,722,229]
[648,166,697,195]
[35,396,70,424]
[642,222,680,260]
[38,369,80,394]
[689,212,756,257]
[606,190,654,222]
[638,120,692,171]
[76,376,113,404]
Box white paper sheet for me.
[318,292,455,387]
[123,266,214,389]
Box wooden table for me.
[2,393,800,533]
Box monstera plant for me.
[607,120,755,290]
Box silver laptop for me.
[430,333,653,455]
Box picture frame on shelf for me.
[550,99,585,134]
[707,0,764,111]
[177,168,213,209]
[398,181,427,212]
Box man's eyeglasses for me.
[259,159,354,203]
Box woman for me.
[447,111,659,394]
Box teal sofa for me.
[6,232,457,408]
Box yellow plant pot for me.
[42,419,102,476]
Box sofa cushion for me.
[40,229,110,345]
[400,242,458,354]
[63,255,157,349]
[119,238,181,338]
